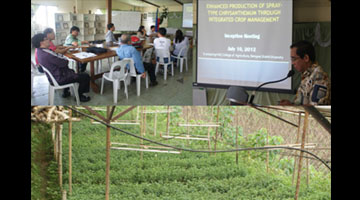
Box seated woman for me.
[172,29,189,65]
[32,33,91,102]
[35,28,75,71]
[136,25,146,40]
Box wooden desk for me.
[64,46,117,93]
[63,42,152,93]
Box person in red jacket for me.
[31,33,91,102]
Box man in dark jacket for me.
[31,33,91,102]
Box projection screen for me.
[196,0,293,92]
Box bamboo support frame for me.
[111,142,175,150]
[68,108,72,195]
[293,113,302,185]
[161,135,210,141]
[178,123,220,127]
[166,106,170,136]
[236,108,239,165]
[111,147,181,154]
[57,123,63,189]
[154,112,157,136]
[36,105,329,200]
[266,123,269,173]
[105,107,111,200]
[295,111,309,200]
[213,106,220,155]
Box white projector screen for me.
[196,0,293,92]
[183,3,193,28]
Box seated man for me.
[116,34,158,86]
[154,27,173,74]
[32,33,91,102]
[154,27,171,51]
[279,40,330,105]
[64,26,89,73]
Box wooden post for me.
[306,127,310,186]
[143,107,147,136]
[154,112,157,136]
[52,123,57,160]
[62,190,67,200]
[68,108,72,195]
[58,124,63,189]
[295,110,309,200]
[292,113,302,185]
[266,126,269,173]
[136,106,139,122]
[207,106,213,152]
[106,0,112,24]
[235,108,239,165]
[213,106,220,155]
[140,121,144,160]
[166,106,170,136]
[186,107,190,146]
[105,107,111,200]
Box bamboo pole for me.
[62,190,67,200]
[105,107,111,200]
[213,106,220,155]
[295,110,309,200]
[52,123,57,160]
[186,107,190,146]
[292,112,302,185]
[235,108,239,165]
[207,106,212,152]
[58,123,63,189]
[140,117,144,160]
[143,107,147,136]
[266,125,269,173]
[68,108,72,195]
[154,112,157,136]
[166,106,170,136]
[306,127,310,186]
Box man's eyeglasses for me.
[291,56,301,62]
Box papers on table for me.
[109,46,118,51]
[72,52,97,59]
[68,48,80,52]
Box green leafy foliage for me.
[31,122,61,200]
[32,108,330,200]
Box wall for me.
[31,0,139,14]
[294,0,331,22]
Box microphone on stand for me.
[248,69,295,105]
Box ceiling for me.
[115,0,193,8]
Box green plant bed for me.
[35,115,330,200]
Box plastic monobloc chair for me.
[122,58,149,96]
[155,49,174,80]
[40,65,80,106]
[100,60,129,104]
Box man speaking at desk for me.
[279,40,330,105]
[32,33,91,102]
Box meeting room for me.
[31,0,194,105]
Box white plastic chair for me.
[100,60,129,104]
[95,56,117,74]
[123,58,149,96]
[171,46,189,73]
[155,49,174,80]
[31,60,46,96]
[40,64,80,106]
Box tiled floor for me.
[31,49,193,105]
